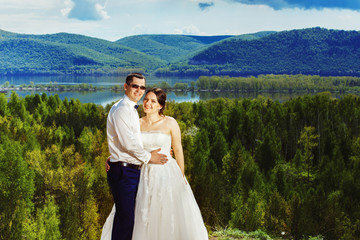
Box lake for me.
[0,75,353,106]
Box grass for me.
[208,229,324,240]
[209,229,278,240]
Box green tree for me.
[0,93,8,116]
[0,137,35,240]
[264,191,289,234]
[7,92,29,121]
[3,81,10,88]
[256,126,281,174]
[35,196,62,240]
[81,194,101,240]
[297,126,319,182]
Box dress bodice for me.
[141,132,172,155]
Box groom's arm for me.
[111,107,151,163]
[106,149,168,172]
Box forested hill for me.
[116,34,232,62]
[0,29,274,75]
[0,30,231,75]
[0,30,166,75]
[116,33,275,62]
[180,27,360,76]
[2,28,360,76]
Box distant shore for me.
[2,86,360,95]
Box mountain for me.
[0,31,165,75]
[226,31,276,41]
[181,27,360,76]
[0,30,244,75]
[1,28,360,77]
[116,32,274,62]
[116,34,233,62]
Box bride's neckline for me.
[141,131,171,136]
[142,115,165,125]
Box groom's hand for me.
[149,148,168,165]
[105,156,110,172]
[170,148,174,157]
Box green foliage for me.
[116,34,233,62]
[210,228,274,240]
[297,126,319,182]
[0,32,164,75]
[193,74,360,92]
[0,93,8,116]
[1,92,360,239]
[186,28,360,76]
[5,28,360,77]
[0,136,35,239]
[0,93,108,239]
[173,82,189,90]
[35,196,62,240]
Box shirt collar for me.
[123,94,138,109]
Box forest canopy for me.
[1,92,360,239]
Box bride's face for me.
[143,92,162,114]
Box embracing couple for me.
[101,73,208,240]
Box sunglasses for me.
[129,84,146,90]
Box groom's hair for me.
[125,73,146,85]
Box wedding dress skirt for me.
[101,132,208,240]
[133,132,208,240]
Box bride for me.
[101,88,208,240]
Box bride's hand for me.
[183,175,188,185]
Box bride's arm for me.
[169,117,185,176]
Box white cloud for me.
[95,3,110,19]
[132,24,149,35]
[61,0,73,16]
[65,0,109,21]
[173,24,204,35]
[0,0,63,10]
[228,0,360,11]
[1,0,360,41]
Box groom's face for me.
[124,77,146,103]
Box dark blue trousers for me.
[107,162,141,240]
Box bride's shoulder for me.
[164,115,174,120]
[164,115,177,123]
[163,116,180,129]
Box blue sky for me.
[0,0,359,41]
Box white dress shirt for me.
[107,95,151,165]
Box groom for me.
[106,73,168,240]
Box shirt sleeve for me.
[111,107,151,164]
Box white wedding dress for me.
[101,132,208,240]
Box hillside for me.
[0,31,165,75]
[1,28,360,76]
[116,32,274,62]
[226,31,276,41]
[177,27,360,76]
[116,34,233,62]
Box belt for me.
[111,161,142,170]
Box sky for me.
[0,0,360,41]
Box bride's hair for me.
[145,87,166,115]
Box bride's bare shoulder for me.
[164,115,176,123]
[163,116,179,129]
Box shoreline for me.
[1,87,360,94]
